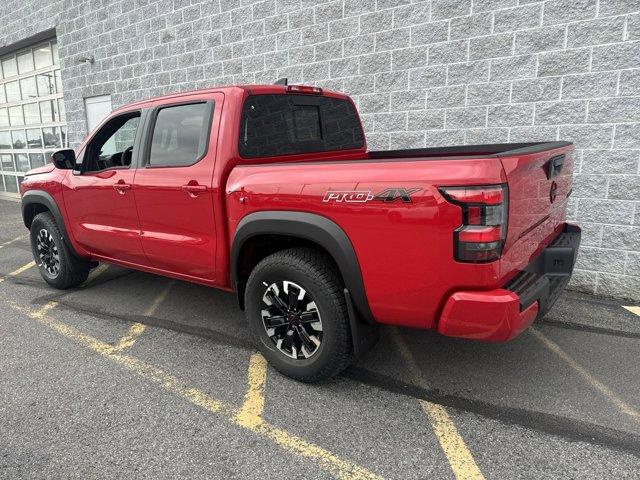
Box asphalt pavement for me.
[1,197,639,479]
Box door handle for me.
[182,183,208,196]
[544,154,565,179]
[114,181,131,194]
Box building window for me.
[0,38,65,196]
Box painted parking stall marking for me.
[0,235,27,250]
[111,280,174,353]
[0,261,35,284]
[5,295,382,480]
[532,328,640,424]
[392,328,485,480]
[623,306,640,317]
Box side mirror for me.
[51,149,76,170]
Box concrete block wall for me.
[1,0,639,299]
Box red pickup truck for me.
[20,83,581,381]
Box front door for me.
[133,94,222,281]
[63,110,147,265]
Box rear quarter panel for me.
[227,157,508,329]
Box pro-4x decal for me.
[373,188,421,203]
[323,187,421,203]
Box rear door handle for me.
[182,183,208,196]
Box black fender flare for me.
[231,211,375,325]
[22,189,80,257]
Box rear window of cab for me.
[238,94,365,158]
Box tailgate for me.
[499,143,574,267]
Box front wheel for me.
[245,248,353,382]
[30,212,91,289]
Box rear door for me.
[133,93,223,281]
[500,143,574,259]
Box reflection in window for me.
[5,81,20,102]
[40,100,58,122]
[1,40,66,194]
[17,51,34,74]
[20,77,37,100]
[149,103,209,167]
[0,109,8,127]
[58,98,66,120]
[15,153,29,172]
[1,57,17,78]
[54,70,62,93]
[1,154,14,171]
[26,129,43,149]
[29,153,45,168]
[52,43,59,65]
[34,45,53,69]
[12,130,26,149]
[9,106,24,126]
[36,73,55,96]
[24,103,40,125]
[0,131,10,149]
[43,127,61,148]
[4,175,18,193]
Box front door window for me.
[82,112,140,172]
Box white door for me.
[84,95,112,133]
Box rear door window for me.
[239,94,364,158]
[148,102,212,167]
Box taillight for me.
[439,184,509,263]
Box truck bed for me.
[368,141,572,160]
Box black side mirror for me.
[51,149,76,170]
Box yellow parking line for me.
[623,306,640,317]
[392,329,485,480]
[0,261,35,284]
[0,235,26,249]
[531,328,640,423]
[235,352,268,428]
[111,323,147,353]
[421,401,485,480]
[111,281,174,353]
[8,299,381,480]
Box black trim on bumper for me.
[504,223,581,316]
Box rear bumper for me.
[437,223,581,342]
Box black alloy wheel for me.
[260,280,323,360]
[36,228,60,277]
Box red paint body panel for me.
[132,92,224,280]
[20,84,578,343]
[438,290,539,342]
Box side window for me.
[148,102,211,167]
[84,112,140,173]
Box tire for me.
[30,212,91,289]
[245,247,353,382]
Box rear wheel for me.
[245,248,353,382]
[30,212,91,289]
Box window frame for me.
[79,109,143,174]
[237,93,366,160]
[142,100,214,169]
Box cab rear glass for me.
[238,94,365,158]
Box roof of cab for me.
[113,84,349,113]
